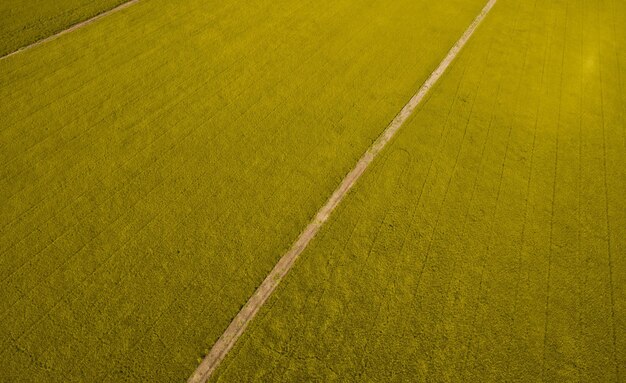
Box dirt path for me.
[0,0,140,61]
[187,1,497,381]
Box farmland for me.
[0,0,129,56]
[211,0,626,381]
[0,0,488,381]
[1,0,625,381]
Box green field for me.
[1,0,486,380]
[211,0,626,381]
[1,0,625,381]
[0,0,129,56]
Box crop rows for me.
[212,0,626,381]
[0,0,488,380]
[0,0,130,57]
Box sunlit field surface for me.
[1,0,624,381]
[0,0,128,56]
[0,0,486,380]
[212,0,626,381]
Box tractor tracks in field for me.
[0,0,140,61]
[187,0,498,382]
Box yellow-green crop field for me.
[1,0,624,381]
[0,0,129,56]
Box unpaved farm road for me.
[0,0,140,61]
[187,0,498,381]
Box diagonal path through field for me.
[210,0,626,380]
[188,1,497,381]
[0,0,493,380]
[0,0,140,61]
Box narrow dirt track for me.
[187,0,498,381]
[0,0,140,61]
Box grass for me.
[0,0,129,57]
[211,0,626,381]
[0,0,489,381]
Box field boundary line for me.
[0,0,140,61]
[187,0,497,381]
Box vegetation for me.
[0,0,488,381]
[212,0,626,381]
[0,0,129,56]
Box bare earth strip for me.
[0,0,140,61]
[187,0,498,382]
